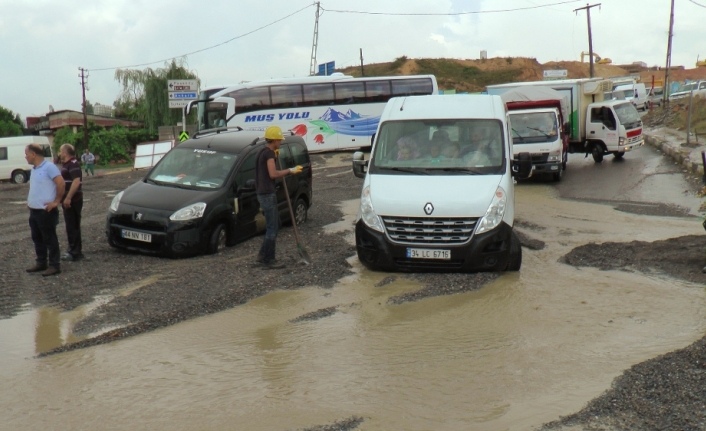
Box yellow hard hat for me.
[264,126,284,141]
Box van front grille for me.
[382,216,478,245]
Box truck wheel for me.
[552,168,563,182]
[207,223,227,254]
[591,144,604,163]
[11,170,28,184]
[613,152,625,159]
[505,231,522,271]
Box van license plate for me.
[122,229,152,243]
[406,248,450,260]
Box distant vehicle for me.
[500,86,569,181]
[351,95,533,273]
[669,80,706,101]
[106,130,313,257]
[488,78,644,163]
[647,86,664,107]
[0,135,53,183]
[614,83,649,111]
[186,74,438,152]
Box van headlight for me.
[476,186,507,235]
[109,191,124,212]
[170,202,207,221]
[359,186,384,232]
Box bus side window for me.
[302,84,334,107]
[232,87,271,115]
[334,82,365,104]
[270,85,303,109]
[365,80,391,103]
[391,78,433,97]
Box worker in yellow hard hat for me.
[254,126,303,269]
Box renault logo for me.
[424,202,434,215]
[135,212,143,221]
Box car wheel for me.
[613,151,625,159]
[293,198,307,226]
[505,231,522,271]
[207,223,227,254]
[11,170,28,184]
[592,144,604,163]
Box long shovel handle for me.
[275,156,310,264]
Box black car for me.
[106,129,312,257]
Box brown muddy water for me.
[1,185,704,431]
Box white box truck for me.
[351,95,533,273]
[487,78,645,163]
[499,86,569,181]
[0,136,53,183]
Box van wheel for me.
[613,151,625,159]
[293,198,307,226]
[11,170,28,184]
[207,223,227,254]
[591,144,604,163]
[505,231,522,271]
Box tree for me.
[114,58,199,132]
[0,105,23,137]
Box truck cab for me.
[585,100,643,162]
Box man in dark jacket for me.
[59,144,84,261]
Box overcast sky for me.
[2,0,704,121]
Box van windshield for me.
[147,147,237,189]
[369,119,505,175]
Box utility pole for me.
[574,3,601,78]
[360,48,365,77]
[309,1,321,76]
[78,67,89,153]
[663,0,675,106]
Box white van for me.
[0,136,53,183]
[351,95,532,272]
[614,83,648,111]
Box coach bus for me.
[191,74,438,151]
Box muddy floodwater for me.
[1,183,705,431]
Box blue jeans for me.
[257,193,281,263]
[29,208,61,268]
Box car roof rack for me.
[193,125,243,139]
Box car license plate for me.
[122,229,152,243]
[406,248,450,260]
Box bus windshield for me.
[369,119,505,175]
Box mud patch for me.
[375,276,397,287]
[296,416,365,431]
[516,229,546,251]
[515,218,547,231]
[289,306,338,323]
[387,272,501,304]
[561,234,706,285]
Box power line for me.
[87,4,314,72]
[687,0,706,8]
[320,0,582,16]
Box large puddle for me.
[1,184,704,431]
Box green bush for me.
[52,123,157,165]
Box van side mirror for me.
[237,179,256,194]
[512,152,533,180]
[352,151,368,179]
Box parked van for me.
[106,129,313,257]
[351,95,532,273]
[0,136,52,183]
[614,83,649,111]
[647,86,664,107]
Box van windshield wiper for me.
[433,167,484,175]
[378,166,430,175]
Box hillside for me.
[339,56,631,92]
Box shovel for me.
[276,157,312,265]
